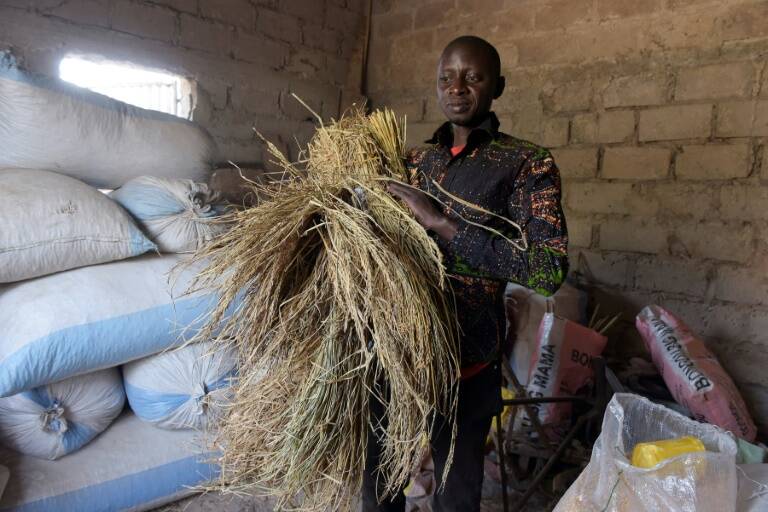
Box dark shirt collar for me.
[426,111,501,147]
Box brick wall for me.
[369,0,768,431]
[0,0,366,168]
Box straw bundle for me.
[189,105,460,511]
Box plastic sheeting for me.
[0,169,155,283]
[737,464,768,512]
[0,52,217,189]
[124,342,237,430]
[0,368,125,460]
[555,393,738,512]
[111,176,230,253]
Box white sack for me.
[0,169,156,283]
[0,411,217,512]
[505,282,586,385]
[0,368,125,460]
[554,393,738,512]
[124,342,237,430]
[110,176,230,253]
[0,254,230,397]
[0,53,217,189]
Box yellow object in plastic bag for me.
[630,436,706,469]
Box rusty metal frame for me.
[494,357,609,511]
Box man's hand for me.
[388,182,458,241]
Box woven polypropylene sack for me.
[554,393,738,512]
[0,53,217,189]
[504,282,586,386]
[0,169,156,283]
[0,368,125,460]
[637,305,757,441]
[111,176,230,253]
[0,254,225,397]
[123,342,236,430]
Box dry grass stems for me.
[188,104,461,511]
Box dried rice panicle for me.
[188,106,460,511]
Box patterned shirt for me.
[406,112,568,366]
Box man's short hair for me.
[442,36,501,78]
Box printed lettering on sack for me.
[531,345,558,390]
[515,314,607,434]
[520,343,560,430]
[648,318,713,394]
[636,305,757,441]
[570,349,593,369]
[729,401,751,438]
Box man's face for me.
[437,44,500,127]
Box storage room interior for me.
[2,0,768,511]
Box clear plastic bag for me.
[554,393,738,512]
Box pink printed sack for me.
[516,312,607,431]
[636,305,756,441]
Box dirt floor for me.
[153,493,522,512]
[152,475,555,512]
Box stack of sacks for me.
[110,178,237,431]
[0,168,157,460]
[0,169,225,459]
[0,172,237,452]
[0,51,232,475]
[0,248,223,397]
[0,169,230,382]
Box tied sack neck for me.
[40,399,68,434]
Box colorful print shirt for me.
[406,112,568,366]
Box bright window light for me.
[59,56,192,119]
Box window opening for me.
[59,56,193,119]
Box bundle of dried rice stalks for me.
[189,105,460,511]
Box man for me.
[364,36,568,511]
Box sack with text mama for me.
[515,313,607,434]
[636,305,756,441]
